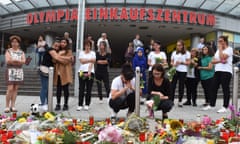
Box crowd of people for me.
[4,32,234,120]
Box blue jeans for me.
[40,74,48,105]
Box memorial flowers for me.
[167,67,176,82]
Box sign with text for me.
[26,7,215,26]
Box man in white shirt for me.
[197,37,205,51]
[133,34,144,52]
[97,33,111,53]
[109,64,136,119]
[64,32,73,50]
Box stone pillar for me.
[191,33,200,49]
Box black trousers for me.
[78,73,94,106]
[210,71,232,108]
[201,77,213,104]
[95,71,110,100]
[171,71,187,102]
[56,76,69,105]
[185,77,199,104]
[109,93,135,113]
[156,99,174,113]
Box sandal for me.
[10,107,18,112]
[4,107,10,113]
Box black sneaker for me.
[192,103,197,107]
[183,101,191,106]
[62,105,69,111]
[54,104,61,111]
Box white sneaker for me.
[202,105,212,111]
[99,100,103,104]
[178,102,183,107]
[76,106,83,111]
[217,107,227,113]
[84,105,89,111]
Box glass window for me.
[230,5,240,16]
[6,3,20,12]
[32,0,49,7]
[106,0,124,3]
[0,0,11,5]
[0,7,8,15]
[68,0,78,5]
[48,0,66,6]
[201,0,224,10]
[146,0,165,5]
[184,0,205,8]
[86,0,104,4]
[18,1,34,10]
[126,0,144,4]
[216,0,239,13]
[165,0,183,6]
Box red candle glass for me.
[12,113,17,119]
[221,132,229,142]
[179,119,184,124]
[1,134,7,142]
[105,118,110,125]
[89,116,94,125]
[72,119,77,125]
[7,131,13,139]
[139,131,145,142]
[229,130,235,137]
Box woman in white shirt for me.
[207,36,233,113]
[37,35,46,66]
[170,40,190,107]
[77,40,96,111]
[148,40,168,76]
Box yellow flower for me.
[18,117,27,123]
[44,112,55,121]
[74,125,83,131]
[79,71,83,77]
[169,120,183,131]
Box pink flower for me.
[98,126,123,143]
[202,115,212,125]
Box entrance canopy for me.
[0,0,240,18]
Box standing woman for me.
[39,40,72,111]
[170,39,190,107]
[199,46,215,110]
[148,40,168,78]
[77,40,96,111]
[54,38,73,111]
[211,36,233,113]
[184,48,200,106]
[5,35,26,113]
[37,35,46,66]
[95,41,111,103]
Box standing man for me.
[97,33,111,54]
[64,32,73,50]
[133,34,144,52]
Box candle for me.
[206,139,214,144]
[221,132,229,142]
[179,119,184,124]
[72,119,77,125]
[89,116,94,125]
[12,113,17,119]
[139,131,145,142]
[7,131,13,139]
[1,134,7,142]
[105,118,110,125]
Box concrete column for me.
[44,32,55,47]
[191,33,200,49]
[1,32,4,54]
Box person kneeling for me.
[147,64,174,120]
[109,64,136,119]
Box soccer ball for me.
[30,104,40,115]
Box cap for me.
[9,35,21,43]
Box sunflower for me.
[169,120,183,131]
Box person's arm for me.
[49,50,71,64]
[198,58,213,70]
[20,52,26,65]
[219,46,229,60]
[151,91,168,99]
[111,88,128,100]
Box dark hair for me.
[83,39,92,49]
[202,45,214,57]
[100,41,107,48]
[38,35,45,41]
[152,64,165,78]
[121,63,134,81]
[60,37,70,50]
[219,35,229,45]
[154,40,161,46]
[176,39,186,54]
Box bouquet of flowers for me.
[155,57,163,64]
[167,67,176,82]
[79,71,92,80]
[189,57,198,69]
[146,95,161,118]
[98,126,123,144]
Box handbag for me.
[39,65,49,76]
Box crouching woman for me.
[147,64,174,120]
